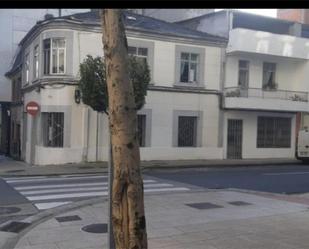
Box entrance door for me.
[227,119,243,159]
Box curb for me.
[0,160,302,177]
[0,197,107,249]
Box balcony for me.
[224,87,309,112]
[227,28,309,60]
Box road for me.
[146,164,309,194]
[1,164,309,224]
[0,172,195,224]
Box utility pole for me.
[101,9,148,249]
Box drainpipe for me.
[96,112,99,161]
[218,47,226,148]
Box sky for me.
[216,9,277,18]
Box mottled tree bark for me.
[100,9,148,249]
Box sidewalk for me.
[3,189,309,249]
[0,190,309,249]
[0,155,301,176]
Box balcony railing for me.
[224,87,309,102]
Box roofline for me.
[176,9,301,27]
[19,15,227,49]
[175,10,228,24]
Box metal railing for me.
[224,87,309,102]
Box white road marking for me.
[14,179,156,190]
[34,202,71,210]
[144,187,190,193]
[27,191,109,201]
[6,175,108,183]
[27,187,190,201]
[20,183,173,195]
[264,171,309,176]
[2,176,48,181]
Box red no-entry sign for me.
[26,101,40,116]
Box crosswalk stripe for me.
[14,179,156,190]
[6,175,108,183]
[26,187,190,201]
[3,176,48,181]
[27,191,109,201]
[34,202,72,210]
[20,183,174,195]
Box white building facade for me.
[0,9,89,156]
[8,10,227,165]
[179,10,309,159]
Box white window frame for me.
[43,38,66,75]
[25,53,29,84]
[180,52,199,84]
[33,45,39,79]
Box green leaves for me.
[78,55,150,113]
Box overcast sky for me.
[216,9,277,18]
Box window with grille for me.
[257,117,291,148]
[43,38,66,75]
[137,114,146,147]
[33,45,39,79]
[128,46,148,63]
[180,52,199,83]
[42,112,64,147]
[238,60,249,88]
[178,116,197,147]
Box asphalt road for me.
[145,164,309,194]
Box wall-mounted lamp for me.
[75,89,81,104]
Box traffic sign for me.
[26,101,40,116]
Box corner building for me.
[7,11,227,165]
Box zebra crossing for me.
[3,174,190,210]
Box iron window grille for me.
[238,60,249,88]
[257,116,291,148]
[42,112,64,147]
[43,38,66,75]
[180,52,199,83]
[137,114,146,147]
[178,116,197,147]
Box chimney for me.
[44,13,54,20]
[277,9,309,25]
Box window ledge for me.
[173,83,205,89]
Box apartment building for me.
[6,10,227,165]
[178,10,309,159]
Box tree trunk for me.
[100,9,148,249]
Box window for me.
[238,60,249,88]
[180,52,199,83]
[137,114,146,147]
[33,45,39,79]
[128,46,148,62]
[178,116,197,147]
[25,53,29,84]
[263,62,276,89]
[257,117,291,148]
[43,38,65,75]
[42,112,64,147]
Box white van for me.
[297,129,309,163]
